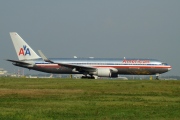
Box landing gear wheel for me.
[156,73,159,80]
[81,76,95,79]
[90,75,95,79]
[81,76,86,79]
[90,76,95,79]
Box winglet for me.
[38,50,54,63]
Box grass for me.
[0,77,180,120]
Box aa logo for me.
[19,45,31,56]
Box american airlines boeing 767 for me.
[7,32,171,79]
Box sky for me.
[0,0,179,76]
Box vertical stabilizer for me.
[10,32,41,60]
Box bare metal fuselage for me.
[13,58,171,75]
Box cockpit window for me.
[162,63,168,65]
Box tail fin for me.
[10,32,41,60]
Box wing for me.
[57,62,96,72]
[38,50,96,72]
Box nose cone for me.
[168,66,172,71]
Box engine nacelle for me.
[93,68,118,78]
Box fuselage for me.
[14,58,171,75]
[8,32,172,79]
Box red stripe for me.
[36,64,60,68]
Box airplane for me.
[7,32,172,79]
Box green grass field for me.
[0,78,179,120]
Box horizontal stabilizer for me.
[6,59,31,65]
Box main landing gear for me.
[81,75,95,79]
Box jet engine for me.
[93,68,118,78]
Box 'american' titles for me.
[122,60,150,64]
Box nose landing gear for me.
[156,73,159,80]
